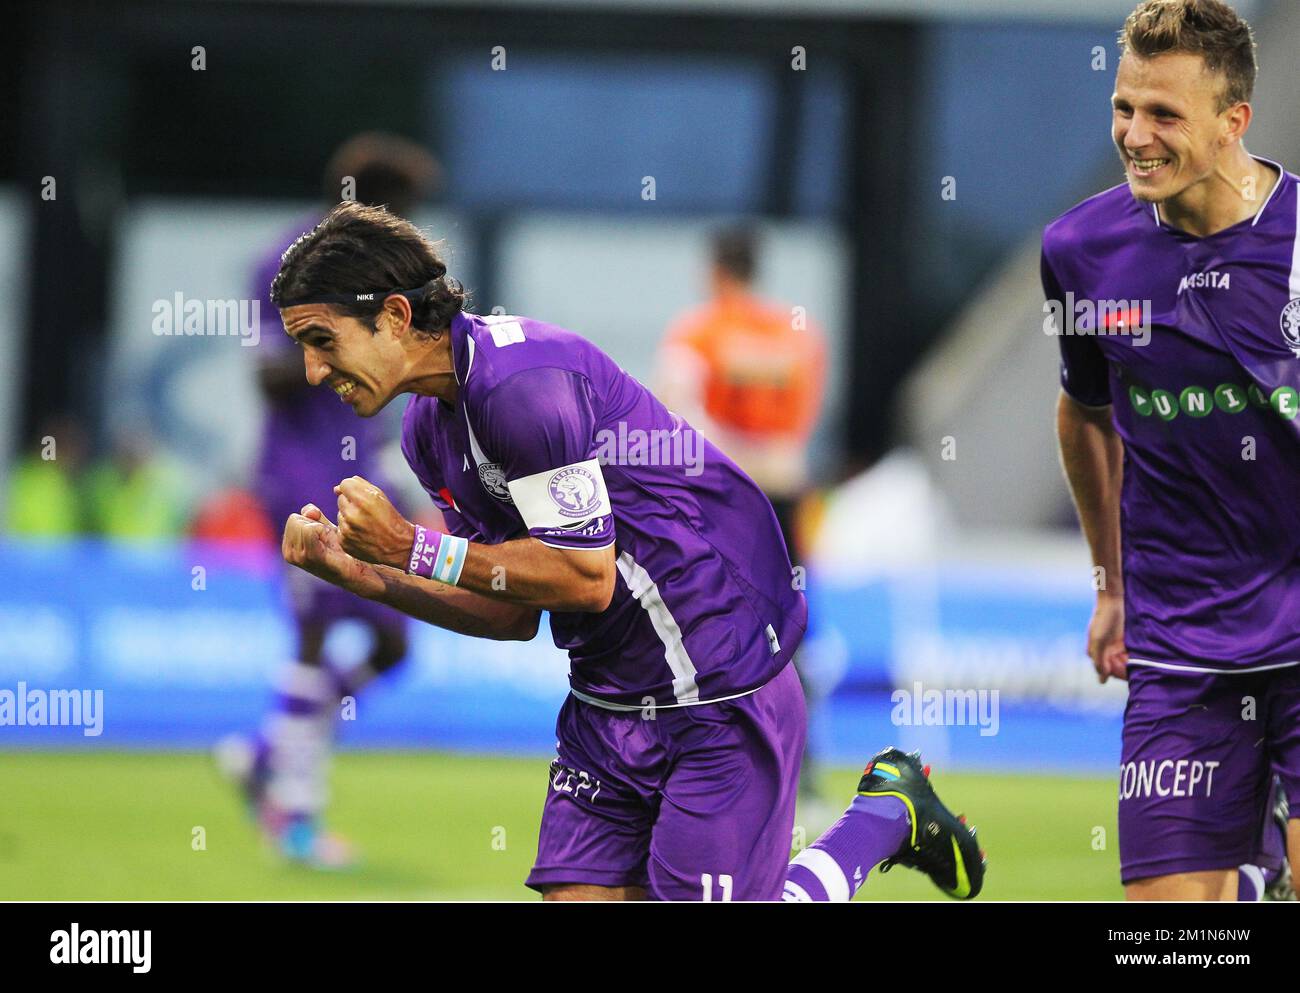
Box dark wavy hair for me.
[270,201,466,335]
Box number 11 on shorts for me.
[700,873,733,901]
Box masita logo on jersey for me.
[1127,382,1298,421]
[1176,270,1231,294]
[548,466,601,518]
[1280,298,1300,357]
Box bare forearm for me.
[1056,390,1124,591]
[365,563,541,641]
[333,475,616,615]
[453,538,614,613]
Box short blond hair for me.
[1119,0,1257,111]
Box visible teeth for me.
[1132,157,1169,170]
[333,380,356,397]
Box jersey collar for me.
[449,312,476,388]
[1150,155,1288,231]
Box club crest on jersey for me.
[477,462,513,503]
[548,466,600,518]
[1280,298,1300,357]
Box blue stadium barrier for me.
[0,538,1121,771]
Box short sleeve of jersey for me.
[475,367,615,550]
[1043,247,1111,407]
[399,404,474,540]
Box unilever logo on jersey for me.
[1127,381,1298,421]
[1043,293,1151,347]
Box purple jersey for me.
[251,228,393,527]
[1043,160,1300,669]
[401,311,807,707]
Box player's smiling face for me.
[280,305,406,417]
[1111,51,1234,204]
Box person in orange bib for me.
[657,226,829,805]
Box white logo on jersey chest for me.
[1177,270,1231,294]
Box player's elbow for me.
[559,552,616,614]
[498,609,541,642]
[556,575,614,614]
[1058,388,1114,428]
[584,569,616,613]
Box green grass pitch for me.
[0,751,1122,900]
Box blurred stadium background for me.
[1,0,1293,900]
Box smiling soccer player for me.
[269,202,984,901]
[1046,0,1300,900]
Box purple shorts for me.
[526,662,806,900]
[1119,661,1300,884]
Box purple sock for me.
[259,663,335,816]
[250,664,328,785]
[783,794,911,901]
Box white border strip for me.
[1248,157,1286,227]
[569,682,761,712]
[1127,657,1300,675]
[1290,180,1300,297]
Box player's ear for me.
[379,292,414,337]
[1222,100,1252,145]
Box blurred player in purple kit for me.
[1048,0,1298,899]
[268,201,985,900]
[219,135,440,866]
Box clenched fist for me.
[1087,591,1128,684]
[282,503,384,598]
[334,476,416,570]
